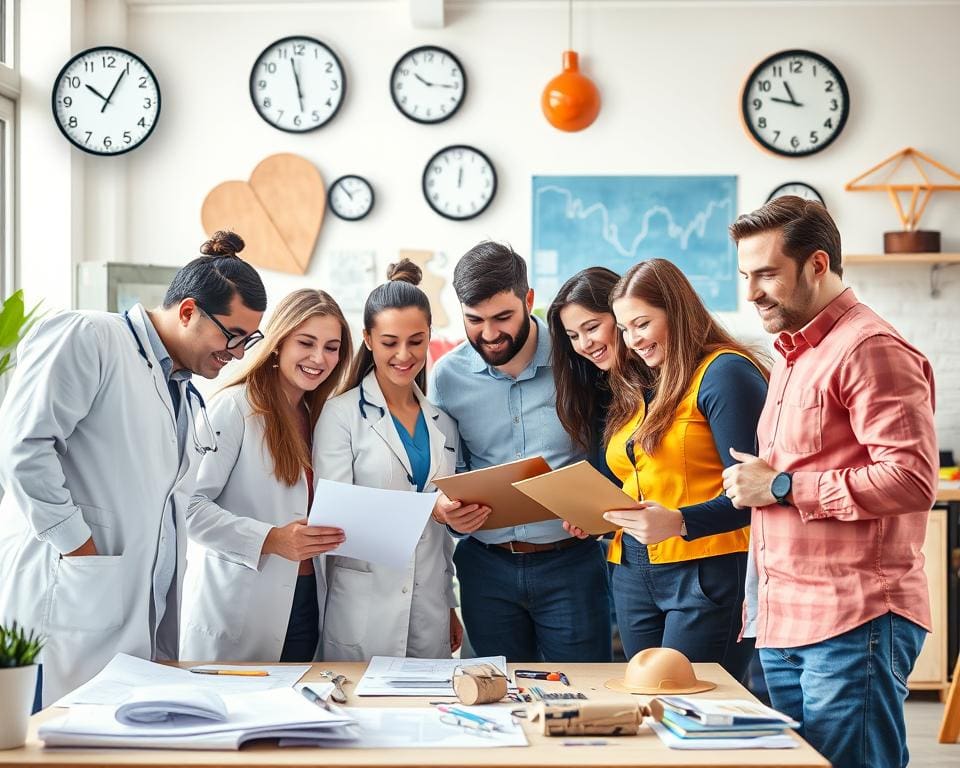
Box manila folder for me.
[511,461,640,535]
[433,456,555,530]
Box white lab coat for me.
[181,384,326,662]
[0,305,200,705]
[313,370,458,661]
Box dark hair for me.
[452,241,528,306]
[729,196,843,278]
[346,258,432,393]
[163,230,267,314]
[547,267,621,452]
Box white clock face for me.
[767,182,825,206]
[422,145,496,221]
[742,49,849,157]
[250,36,345,132]
[329,175,374,221]
[52,47,160,156]
[391,46,466,124]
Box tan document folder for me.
[433,456,555,530]
[511,461,640,535]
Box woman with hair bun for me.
[314,259,483,660]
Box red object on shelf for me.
[541,50,601,132]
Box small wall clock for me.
[328,175,374,221]
[422,145,496,220]
[741,49,849,157]
[390,45,466,124]
[51,46,161,156]
[250,36,346,132]
[767,181,825,206]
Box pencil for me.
[189,668,269,677]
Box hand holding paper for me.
[603,502,684,544]
[432,493,491,533]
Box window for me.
[0,0,17,300]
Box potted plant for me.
[0,289,44,379]
[0,622,44,749]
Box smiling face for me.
[276,314,343,401]
[364,306,431,390]
[737,230,817,334]
[462,290,532,367]
[612,295,669,369]
[181,293,264,379]
[558,303,618,372]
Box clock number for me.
[772,130,781,143]
[68,116,77,128]
[104,136,112,148]
[772,65,782,77]
[62,96,72,108]
[84,61,94,73]
[758,80,771,92]
[294,44,305,55]
[395,82,403,91]
[277,109,284,120]
[143,98,152,109]
[137,117,146,128]
[263,62,276,74]
[64,76,81,88]
[257,79,266,90]
[139,76,148,88]
[451,67,458,77]
[789,59,803,74]
[758,117,766,128]
[278,48,289,59]
[823,117,833,129]
[809,130,819,145]
[330,80,339,91]
[312,110,320,122]
[293,115,302,127]
[790,136,800,149]
[123,131,132,144]
[824,80,835,92]
[325,98,332,107]
[829,99,839,111]
[325,62,333,74]
[752,98,762,111]
[84,131,92,144]
[263,97,271,108]
[425,52,434,62]
[102,55,116,68]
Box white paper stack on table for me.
[355,655,516,697]
[647,696,800,750]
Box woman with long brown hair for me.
[567,258,767,681]
[182,288,353,663]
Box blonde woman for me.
[182,289,352,662]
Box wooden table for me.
[0,662,828,768]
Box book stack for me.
[650,695,799,743]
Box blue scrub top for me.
[392,409,430,491]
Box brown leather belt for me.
[489,538,583,554]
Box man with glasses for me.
[0,231,266,706]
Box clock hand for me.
[85,84,110,103]
[435,82,458,88]
[291,59,304,112]
[414,73,434,87]
[100,69,127,113]
[783,81,800,105]
[457,166,463,189]
[342,184,354,201]
[770,96,804,107]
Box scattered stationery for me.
[308,477,437,569]
[647,719,798,750]
[54,654,311,708]
[646,697,799,750]
[433,456,555,530]
[511,460,641,535]
[355,655,515,697]
[189,667,269,677]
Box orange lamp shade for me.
[541,50,601,132]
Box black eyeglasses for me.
[197,305,264,351]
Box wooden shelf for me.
[844,253,960,264]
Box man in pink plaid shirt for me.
[723,197,938,768]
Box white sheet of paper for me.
[647,720,798,750]
[309,478,437,570]
[54,654,310,707]
[355,655,513,697]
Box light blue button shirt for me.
[429,315,584,544]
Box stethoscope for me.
[357,380,418,487]
[124,311,218,455]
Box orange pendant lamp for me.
[541,0,601,132]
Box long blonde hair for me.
[223,289,353,485]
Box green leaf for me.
[0,290,26,348]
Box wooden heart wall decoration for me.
[201,153,325,275]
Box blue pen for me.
[436,705,500,731]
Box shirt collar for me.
[468,314,551,377]
[141,310,192,383]
[774,287,858,358]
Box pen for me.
[300,685,325,706]
[189,668,269,677]
[514,670,570,686]
[436,705,500,730]
[562,740,610,746]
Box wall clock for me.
[51,46,160,156]
[741,49,849,157]
[390,45,466,124]
[767,181,825,206]
[422,145,496,220]
[328,175,374,221]
[250,36,346,132]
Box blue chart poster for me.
[531,176,738,311]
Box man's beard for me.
[470,313,532,366]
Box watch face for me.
[742,49,849,157]
[422,145,496,220]
[767,182,825,206]
[250,36,346,132]
[771,472,792,500]
[51,46,161,156]
[390,45,466,124]
[328,175,374,221]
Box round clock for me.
[250,36,346,132]
[51,46,160,156]
[741,49,849,157]
[422,145,496,221]
[390,45,466,124]
[328,175,374,221]
[767,181,825,206]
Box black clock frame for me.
[390,45,467,125]
[51,45,162,157]
[328,174,375,221]
[741,48,850,158]
[766,181,825,206]
[249,35,347,133]
[422,144,497,221]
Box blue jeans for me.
[454,536,612,662]
[612,535,753,681]
[760,612,926,768]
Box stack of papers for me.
[355,655,515,697]
[648,697,799,750]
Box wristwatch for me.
[771,472,793,506]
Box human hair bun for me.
[200,230,245,257]
[385,258,422,286]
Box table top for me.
[0,661,829,768]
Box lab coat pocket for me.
[193,552,258,641]
[48,554,125,632]
[324,564,373,648]
[779,389,822,455]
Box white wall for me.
[19,0,960,451]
